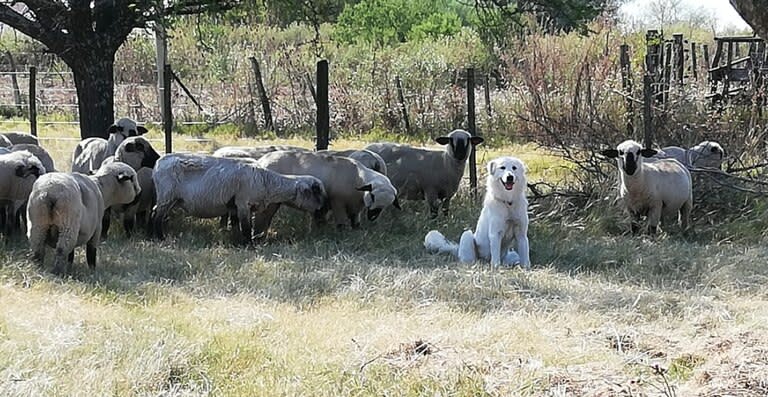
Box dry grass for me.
[1,127,767,396]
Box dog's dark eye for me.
[512,166,517,170]
[499,166,506,170]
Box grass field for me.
[1,126,767,396]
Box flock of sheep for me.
[0,115,726,274]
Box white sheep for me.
[654,140,725,169]
[1,131,39,146]
[26,162,140,274]
[151,153,327,242]
[602,140,693,234]
[365,129,483,216]
[0,150,46,235]
[71,118,148,174]
[256,150,399,230]
[212,145,309,160]
[101,136,161,236]
[10,143,55,172]
[319,149,388,175]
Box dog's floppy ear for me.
[601,149,619,158]
[487,160,497,174]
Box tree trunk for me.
[729,0,768,40]
[69,53,116,140]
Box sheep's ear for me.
[470,136,484,145]
[137,126,148,135]
[124,142,136,152]
[392,197,402,210]
[108,125,122,134]
[356,184,373,192]
[640,148,657,158]
[487,160,497,174]
[601,149,619,158]
[435,136,450,145]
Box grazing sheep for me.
[1,131,39,146]
[365,129,483,216]
[319,149,388,175]
[10,144,55,172]
[655,140,725,169]
[0,134,11,148]
[602,140,693,234]
[256,150,399,230]
[102,136,161,236]
[26,163,140,274]
[0,150,46,235]
[71,117,148,174]
[212,145,309,160]
[151,153,327,242]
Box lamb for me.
[654,140,725,169]
[0,150,46,235]
[319,149,388,175]
[1,131,39,146]
[602,139,693,234]
[256,150,399,231]
[71,118,148,174]
[365,129,483,216]
[212,145,308,160]
[101,136,161,236]
[151,153,327,242]
[26,162,140,274]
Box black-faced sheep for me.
[654,140,725,169]
[602,139,692,234]
[0,150,46,235]
[365,129,483,216]
[256,150,399,231]
[10,144,55,173]
[151,153,328,243]
[26,163,140,274]
[71,118,148,174]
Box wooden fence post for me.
[663,42,672,105]
[643,73,653,149]
[163,64,172,154]
[691,42,698,80]
[249,57,273,131]
[29,66,36,137]
[467,67,478,196]
[673,33,684,87]
[395,76,410,134]
[316,60,329,151]
[484,74,492,118]
[620,44,634,135]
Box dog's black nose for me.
[505,175,515,183]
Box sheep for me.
[10,144,55,172]
[256,150,399,231]
[319,149,388,175]
[602,139,693,234]
[71,117,148,174]
[0,150,46,235]
[212,145,309,160]
[26,162,140,274]
[365,129,483,216]
[654,140,725,169]
[101,136,161,236]
[151,153,328,243]
[1,131,39,146]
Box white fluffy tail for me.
[424,230,459,257]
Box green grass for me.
[1,133,767,396]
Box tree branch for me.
[0,5,49,45]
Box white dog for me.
[424,156,531,269]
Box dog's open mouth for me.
[500,178,515,190]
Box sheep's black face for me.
[142,145,161,168]
[367,207,382,221]
[623,152,638,175]
[436,130,484,162]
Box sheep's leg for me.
[331,200,349,229]
[425,191,441,218]
[647,204,662,235]
[680,200,692,232]
[151,199,176,240]
[123,217,135,236]
[253,203,280,238]
[86,241,97,269]
[629,211,642,235]
[348,205,361,229]
[101,208,111,239]
[52,247,70,275]
[441,197,451,216]
[236,205,252,244]
[27,225,46,264]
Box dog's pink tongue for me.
[504,181,515,190]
